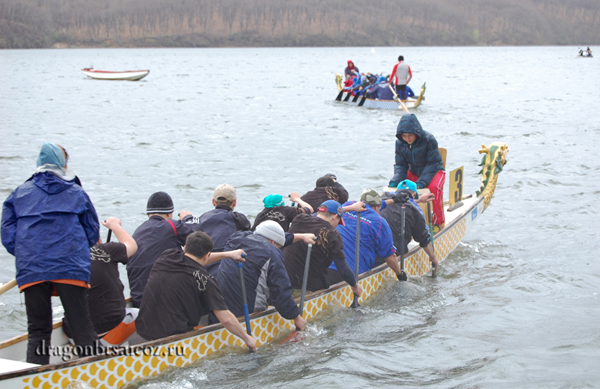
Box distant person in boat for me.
[344,60,359,78]
[1,143,99,364]
[300,174,349,212]
[380,187,439,269]
[184,184,251,276]
[284,200,364,297]
[217,221,305,330]
[126,191,203,308]
[63,217,138,347]
[390,55,413,100]
[252,192,313,232]
[135,231,256,351]
[327,189,401,285]
[389,114,446,232]
[375,78,395,100]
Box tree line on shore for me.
[1,0,598,48]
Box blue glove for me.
[389,180,398,188]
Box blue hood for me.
[33,171,74,195]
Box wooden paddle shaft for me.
[0,279,17,296]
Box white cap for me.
[254,220,286,246]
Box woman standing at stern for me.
[1,143,100,364]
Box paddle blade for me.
[398,271,408,282]
[343,92,352,102]
[358,94,367,106]
[352,93,360,103]
[335,90,344,101]
[279,330,305,344]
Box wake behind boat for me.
[0,143,508,389]
[81,68,150,81]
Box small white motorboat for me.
[81,68,150,81]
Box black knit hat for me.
[146,191,174,214]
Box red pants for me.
[407,170,445,226]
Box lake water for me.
[1,46,599,387]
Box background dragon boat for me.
[334,74,426,110]
[0,143,508,389]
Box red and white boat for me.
[81,68,150,81]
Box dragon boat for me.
[0,143,509,389]
[334,74,426,110]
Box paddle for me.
[397,204,408,281]
[106,229,112,243]
[388,84,410,113]
[427,202,437,278]
[352,91,361,103]
[343,91,352,102]
[358,93,367,106]
[335,90,345,101]
[278,242,313,344]
[351,212,361,308]
[237,254,253,350]
[298,243,313,322]
[0,279,17,296]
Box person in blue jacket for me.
[185,184,251,277]
[1,143,100,364]
[327,189,402,285]
[216,221,305,331]
[389,114,446,230]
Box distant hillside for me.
[1,0,598,48]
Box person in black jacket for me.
[217,221,305,330]
[135,231,256,351]
[388,114,445,230]
[284,200,364,296]
[300,174,349,212]
[252,192,313,232]
[380,189,438,269]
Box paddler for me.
[388,114,446,232]
[326,189,401,284]
[283,200,364,297]
[380,186,439,270]
[184,184,251,276]
[126,191,203,307]
[1,143,99,364]
[216,221,305,331]
[63,217,139,347]
[252,192,313,232]
[135,231,257,351]
[300,174,349,212]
